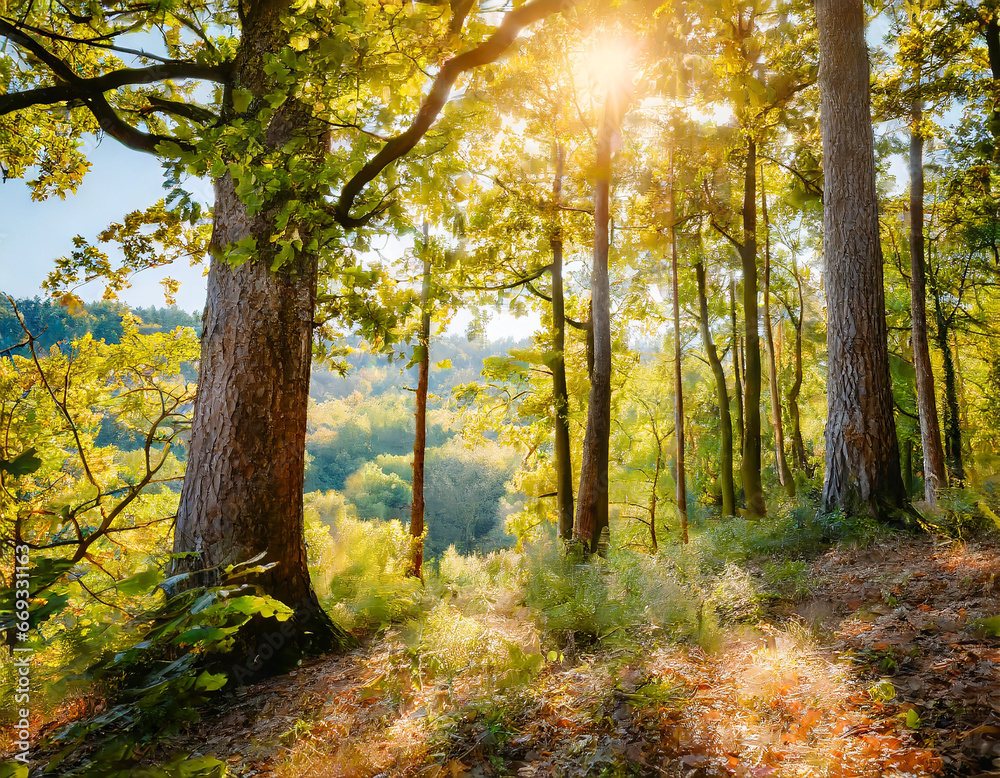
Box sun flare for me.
[587,39,635,94]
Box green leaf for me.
[232,89,253,113]
[195,671,228,692]
[0,763,29,778]
[117,567,163,597]
[1,448,43,476]
[905,708,921,729]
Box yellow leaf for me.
[59,292,86,317]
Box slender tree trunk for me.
[696,260,736,516]
[903,439,914,497]
[933,290,965,485]
[668,154,688,543]
[816,0,906,517]
[730,277,745,461]
[909,98,947,502]
[574,87,623,554]
[953,329,971,464]
[171,0,343,679]
[410,221,431,578]
[740,140,766,517]
[786,254,808,473]
[550,143,574,540]
[760,168,794,496]
[649,430,662,553]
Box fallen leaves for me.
[117,535,999,778]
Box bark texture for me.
[550,144,575,540]
[730,277,745,460]
[171,0,342,679]
[574,89,621,554]
[816,0,906,516]
[740,140,766,518]
[786,255,809,474]
[933,291,965,485]
[696,260,736,517]
[410,222,431,579]
[668,168,688,543]
[761,171,794,497]
[908,100,947,502]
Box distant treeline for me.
[1,294,527,557]
[0,296,202,355]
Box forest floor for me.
[145,536,1000,776]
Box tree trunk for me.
[740,140,766,518]
[903,439,914,497]
[786,254,808,473]
[574,88,622,554]
[730,276,745,461]
[908,98,947,502]
[696,260,736,516]
[933,291,965,485]
[816,0,907,517]
[760,168,794,496]
[410,222,431,578]
[668,155,688,543]
[984,7,1000,163]
[550,143,575,540]
[171,0,344,681]
[649,430,662,553]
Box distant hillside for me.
[0,296,202,355]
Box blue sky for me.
[0,138,209,312]
[0,137,537,339]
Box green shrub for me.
[305,494,423,632]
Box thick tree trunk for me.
[668,159,688,543]
[550,144,575,541]
[574,89,621,554]
[984,7,1000,162]
[730,277,745,461]
[786,254,808,473]
[171,0,343,680]
[760,169,794,496]
[909,99,947,502]
[740,140,766,518]
[410,222,431,578]
[816,0,906,517]
[696,260,736,516]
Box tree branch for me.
[334,0,578,228]
[141,95,218,124]
[0,57,231,116]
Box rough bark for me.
[984,6,1000,161]
[171,0,345,680]
[908,99,947,502]
[573,88,622,554]
[696,260,736,516]
[410,222,431,579]
[740,140,766,518]
[730,277,745,461]
[668,163,688,543]
[786,254,809,473]
[933,291,966,485]
[550,144,575,540]
[816,0,906,517]
[760,169,794,497]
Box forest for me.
[2,0,1000,776]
